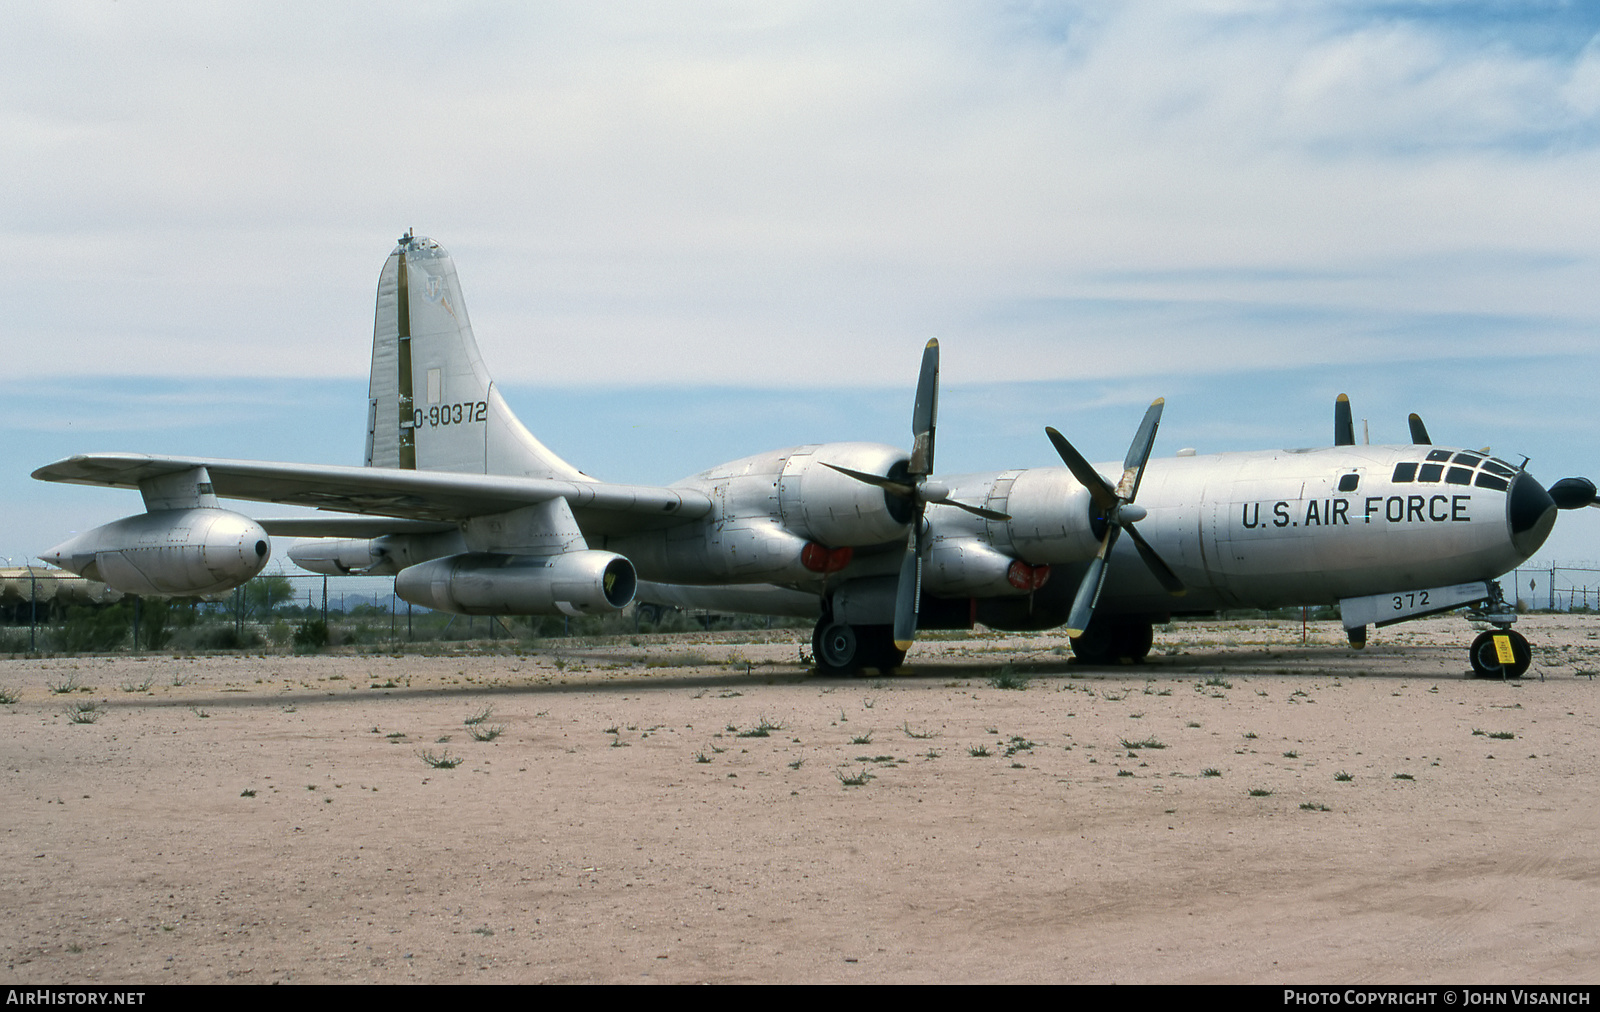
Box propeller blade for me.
[932,498,1012,522]
[1334,394,1355,446]
[1408,413,1431,445]
[1549,476,1600,510]
[1117,398,1164,502]
[1045,427,1119,511]
[1124,524,1186,596]
[892,527,922,650]
[823,462,915,497]
[909,339,939,476]
[1064,529,1118,637]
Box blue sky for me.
[4,2,1599,573]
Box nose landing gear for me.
[1469,581,1531,679]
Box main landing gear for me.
[1068,613,1154,665]
[812,618,906,677]
[1468,581,1532,679]
[811,611,1160,673]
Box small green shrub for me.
[988,665,1030,690]
[419,749,461,769]
[293,620,330,651]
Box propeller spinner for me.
[1045,399,1185,638]
[1548,476,1600,510]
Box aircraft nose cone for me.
[1508,470,1557,558]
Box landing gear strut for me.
[1469,581,1531,679]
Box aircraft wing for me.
[254,517,459,538]
[32,453,712,536]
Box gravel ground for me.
[3,613,1597,983]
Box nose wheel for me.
[1470,628,1531,679]
[1466,581,1532,678]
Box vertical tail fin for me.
[365,232,589,481]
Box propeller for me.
[820,467,1010,522]
[1045,399,1185,638]
[1548,477,1600,510]
[824,339,1010,653]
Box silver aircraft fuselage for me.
[600,439,1555,622]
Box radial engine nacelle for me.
[777,443,915,547]
[395,551,637,616]
[40,508,271,597]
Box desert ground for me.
[3,614,1598,984]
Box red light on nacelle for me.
[801,542,854,574]
[1007,560,1050,590]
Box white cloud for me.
[1,1,1596,392]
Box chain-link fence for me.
[0,569,800,655]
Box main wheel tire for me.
[813,620,860,676]
[1470,629,1531,678]
[1070,615,1154,665]
[855,625,906,674]
[1114,618,1154,663]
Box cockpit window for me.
[1394,453,1520,489]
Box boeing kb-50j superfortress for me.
[34,233,1600,677]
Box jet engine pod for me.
[289,530,465,577]
[41,508,271,597]
[395,550,637,616]
[289,538,386,576]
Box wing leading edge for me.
[32,453,713,537]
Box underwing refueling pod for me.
[40,467,270,597]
